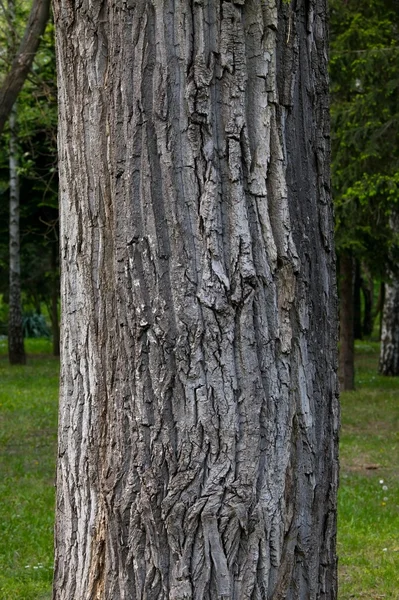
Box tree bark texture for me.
[338,252,354,391]
[53,1,339,599]
[379,276,399,375]
[8,103,26,365]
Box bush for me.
[23,311,51,339]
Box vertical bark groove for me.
[53,1,338,599]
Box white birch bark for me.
[7,0,26,365]
[379,276,399,375]
[53,1,339,598]
[8,101,26,365]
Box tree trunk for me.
[0,0,51,136]
[53,2,339,599]
[361,267,373,338]
[353,259,362,340]
[8,102,26,365]
[379,276,399,375]
[338,252,355,390]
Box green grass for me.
[339,341,399,599]
[0,339,58,600]
[1,338,398,598]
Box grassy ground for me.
[339,341,399,599]
[0,339,58,600]
[0,338,398,598]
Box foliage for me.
[0,339,58,600]
[339,341,399,598]
[0,5,58,325]
[22,310,50,338]
[0,295,8,335]
[330,0,399,274]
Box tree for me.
[379,277,399,374]
[7,0,26,364]
[8,101,26,363]
[53,1,339,598]
[330,0,399,388]
[379,216,399,374]
[0,11,59,356]
[0,0,51,135]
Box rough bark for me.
[0,0,51,136]
[8,103,26,365]
[379,276,399,375]
[53,1,339,599]
[338,252,354,391]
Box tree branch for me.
[0,0,51,136]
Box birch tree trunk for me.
[379,215,399,375]
[53,1,339,598]
[7,0,26,365]
[379,276,399,375]
[8,104,26,365]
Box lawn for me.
[339,341,399,599]
[0,338,398,598]
[0,339,58,600]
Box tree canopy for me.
[330,0,399,272]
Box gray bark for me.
[379,276,399,375]
[7,0,26,365]
[8,102,26,365]
[53,1,339,599]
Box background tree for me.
[53,1,339,598]
[330,0,399,387]
[0,0,51,135]
[0,12,58,356]
[6,0,26,364]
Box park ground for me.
[0,339,398,599]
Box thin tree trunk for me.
[379,214,399,375]
[7,0,26,365]
[379,276,399,375]
[8,105,26,364]
[0,0,51,135]
[353,259,362,339]
[53,2,339,598]
[339,252,355,390]
[361,267,373,338]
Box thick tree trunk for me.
[8,103,26,365]
[379,276,399,375]
[53,2,339,599]
[338,252,355,391]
